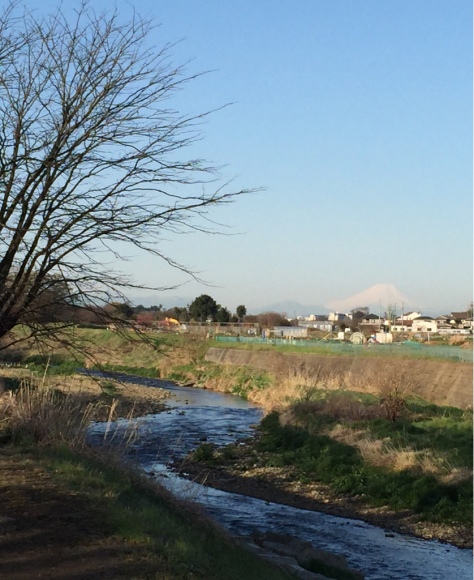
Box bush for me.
[193,443,216,463]
[231,371,270,398]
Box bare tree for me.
[256,312,290,328]
[0,2,255,351]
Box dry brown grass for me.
[248,365,374,414]
[0,366,147,445]
[327,423,470,479]
[365,361,417,422]
[440,467,473,484]
[0,377,145,457]
[293,394,384,422]
[249,366,341,410]
[202,374,235,393]
[0,381,100,446]
[251,361,418,419]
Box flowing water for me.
[86,372,473,580]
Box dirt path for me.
[0,448,153,580]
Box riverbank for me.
[179,387,472,549]
[205,346,474,409]
[174,441,472,549]
[0,444,293,580]
[0,366,169,420]
[4,327,472,407]
[0,377,295,580]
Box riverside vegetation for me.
[1,327,472,547]
[0,379,292,579]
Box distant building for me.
[412,316,437,333]
[299,320,333,332]
[449,311,470,322]
[392,320,413,332]
[360,314,382,326]
[438,328,471,336]
[400,311,421,321]
[273,326,308,338]
[436,323,453,332]
[328,312,346,321]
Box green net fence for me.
[213,336,473,362]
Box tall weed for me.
[0,382,97,446]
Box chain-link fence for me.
[213,336,473,363]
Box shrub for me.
[193,443,216,463]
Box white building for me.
[438,328,471,336]
[299,320,332,332]
[400,311,422,321]
[376,332,393,344]
[392,321,413,332]
[328,312,346,321]
[412,317,437,333]
[273,326,308,338]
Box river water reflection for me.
[86,372,473,580]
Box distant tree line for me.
[18,291,295,329]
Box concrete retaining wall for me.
[205,347,473,409]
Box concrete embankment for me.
[205,347,473,409]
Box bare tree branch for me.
[0,1,259,348]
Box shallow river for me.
[87,372,473,580]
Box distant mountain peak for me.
[326,284,416,313]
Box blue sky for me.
[39,1,472,313]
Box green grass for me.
[37,445,291,580]
[25,355,85,376]
[257,411,473,524]
[291,388,473,469]
[5,327,187,371]
[152,359,273,399]
[229,369,272,398]
[352,413,473,469]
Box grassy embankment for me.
[2,328,472,533]
[1,327,273,399]
[179,350,473,532]
[192,383,473,530]
[0,381,290,579]
[1,447,291,580]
